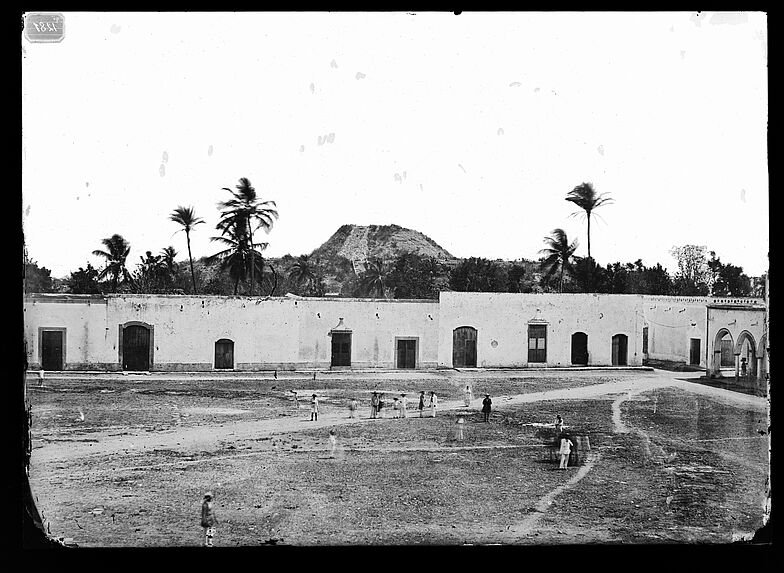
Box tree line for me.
[23,179,764,299]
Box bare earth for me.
[26,368,769,546]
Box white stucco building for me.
[23,291,767,380]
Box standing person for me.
[349,396,358,418]
[377,393,385,419]
[37,369,45,387]
[328,429,337,458]
[393,397,400,418]
[310,394,319,422]
[292,390,299,411]
[371,391,379,419]
[558,434,572,470]
[463,385,473,407]
[418,391,426,417]
[554,414,564,435]
[455,417,465,441]
[200,492,217,547]
[429,391,438,417]
[482,394,492,422]
[400,393,408,418]
[741,357,748,377]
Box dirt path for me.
[31,370,766,466]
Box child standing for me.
[429,391,438,417]
[392,397,400,418]
[463,385,473,407]
[349,397,358,418]
[418,391,426,417]
[200,492,217,547]
[328,429,337,458]
[310,394,319,421]
[292,390,299,411]
[400,393,408,418]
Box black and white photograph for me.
[21,11,770,547]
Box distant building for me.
[23,292,767,381]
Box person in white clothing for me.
[429,391,438,417]
[558,435,572,469]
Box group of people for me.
[369,390,438,418]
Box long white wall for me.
[437,292,646,367]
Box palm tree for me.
[539,228,579,293]
[207,218,254,295]
[360,258,387,298]
[565,182,613,261]
[92,234,134,292]
[288,255,317,295]
[217,178,278,296]
[159,246,179,288]
[170,206,205,294]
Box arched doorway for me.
[736,331,757,379]
[711,329,733,376]
[453,326,477,367]
[571,332,588,365]
[215,339,234,370]
[611,334,628,366]
[121,323,152,371]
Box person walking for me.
[400,393,408,418]
[482,394,492,422]
[200,492,218,547]
[349,397,358,418]
[558,434,572,470]
[310,394,319,422]
[371,391,379,419]
[463,385,473,408]
[429,391,438,417]
[418,391,426,417]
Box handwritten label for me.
[24,13,65,43]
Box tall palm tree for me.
[565,182,613,261]
[207,218,253,295]
[92,234,134,293]
[217,178,278,296]
[360,258,387,298]
[288,255,317,295]
[170,206,205,294]
[539,228,579,293]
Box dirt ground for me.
[25,368,770,547]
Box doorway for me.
[689,338,701,366]
[331,332,352,367]
[452,327,477,367]
[215,339,234,369]
[396,339,417,369]
[122,324,151,371]
[41,330,64,371]
[528,324,547,363]
[571,332,588,365]
[612,334,628,366]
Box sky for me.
[22,11,769,279]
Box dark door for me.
[528,325,547,363]
[331,333,351,367]
[41,330,63,371]
[612,334,628,366]
[453,327,477,367]
[123,325,150,371]
[571,332,588,365]
[689,338,701,366]
[397,339,416,369]
[215,339,234,369]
